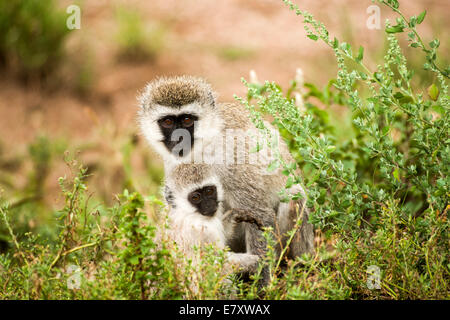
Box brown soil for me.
[0,0,448,150]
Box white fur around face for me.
[169,209,226,249]
[138,103,224,167]
[168,177,226,249]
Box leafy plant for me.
[235,0,449,299]
[0,0,71,80]
[115,7,166,62]
[0,156,237,299]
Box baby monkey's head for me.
[166,163,223,218]
[165,163,226,248]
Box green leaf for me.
[355,46,364,63]
[285,176,295,189]
[267,160,280,172]
[304,82,322,99]
[389,0,400,9]
[394,92,413,104]
[427,84,439,101]
[285,162,297,171]
[429,39,440,49]
[417,10,426,24]
[393,92,404,99]
[393,168,401,182]
[292,193,304,201]
[359,71,368,80]
[307,34,318,41]
[445,67,450,77]
[432,104,445,116]
[340,42,351,56]
[129,256,140,265]
[341,200,352,208]
[374,72,383,82]
[332,37,339,49]
[386,25,404,33]
[325,145,336,153]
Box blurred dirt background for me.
[0,0,448,206]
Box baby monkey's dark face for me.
[188,185,218,217]
[157,114,198,156]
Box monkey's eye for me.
[205,187,215,196]
[181,116,194,128]
[160,117,174,128]
[190,192,202,204]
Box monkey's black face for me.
[188,185,218,217]
[157,114,198,157]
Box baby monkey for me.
[164,163,260,275]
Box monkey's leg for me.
[245,222,272,287]
[286,199,315,259]
[223,206,274,287]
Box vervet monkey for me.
[165,163,260,275]
[138,76,314,283]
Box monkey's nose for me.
[201,204,218,217]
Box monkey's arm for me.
[222,208,270,285]
[244,221,272,286]
[228,207,275,286]
[223,209,265,231]
[287,198,315,257]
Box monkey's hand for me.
[226,252,260,274]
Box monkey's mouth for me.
[202,201,224,217]
[200,210,217,217]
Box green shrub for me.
[0,157,236,299]
[115,7,165,62]
[0,0,71,80]
[235,0,448,299]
